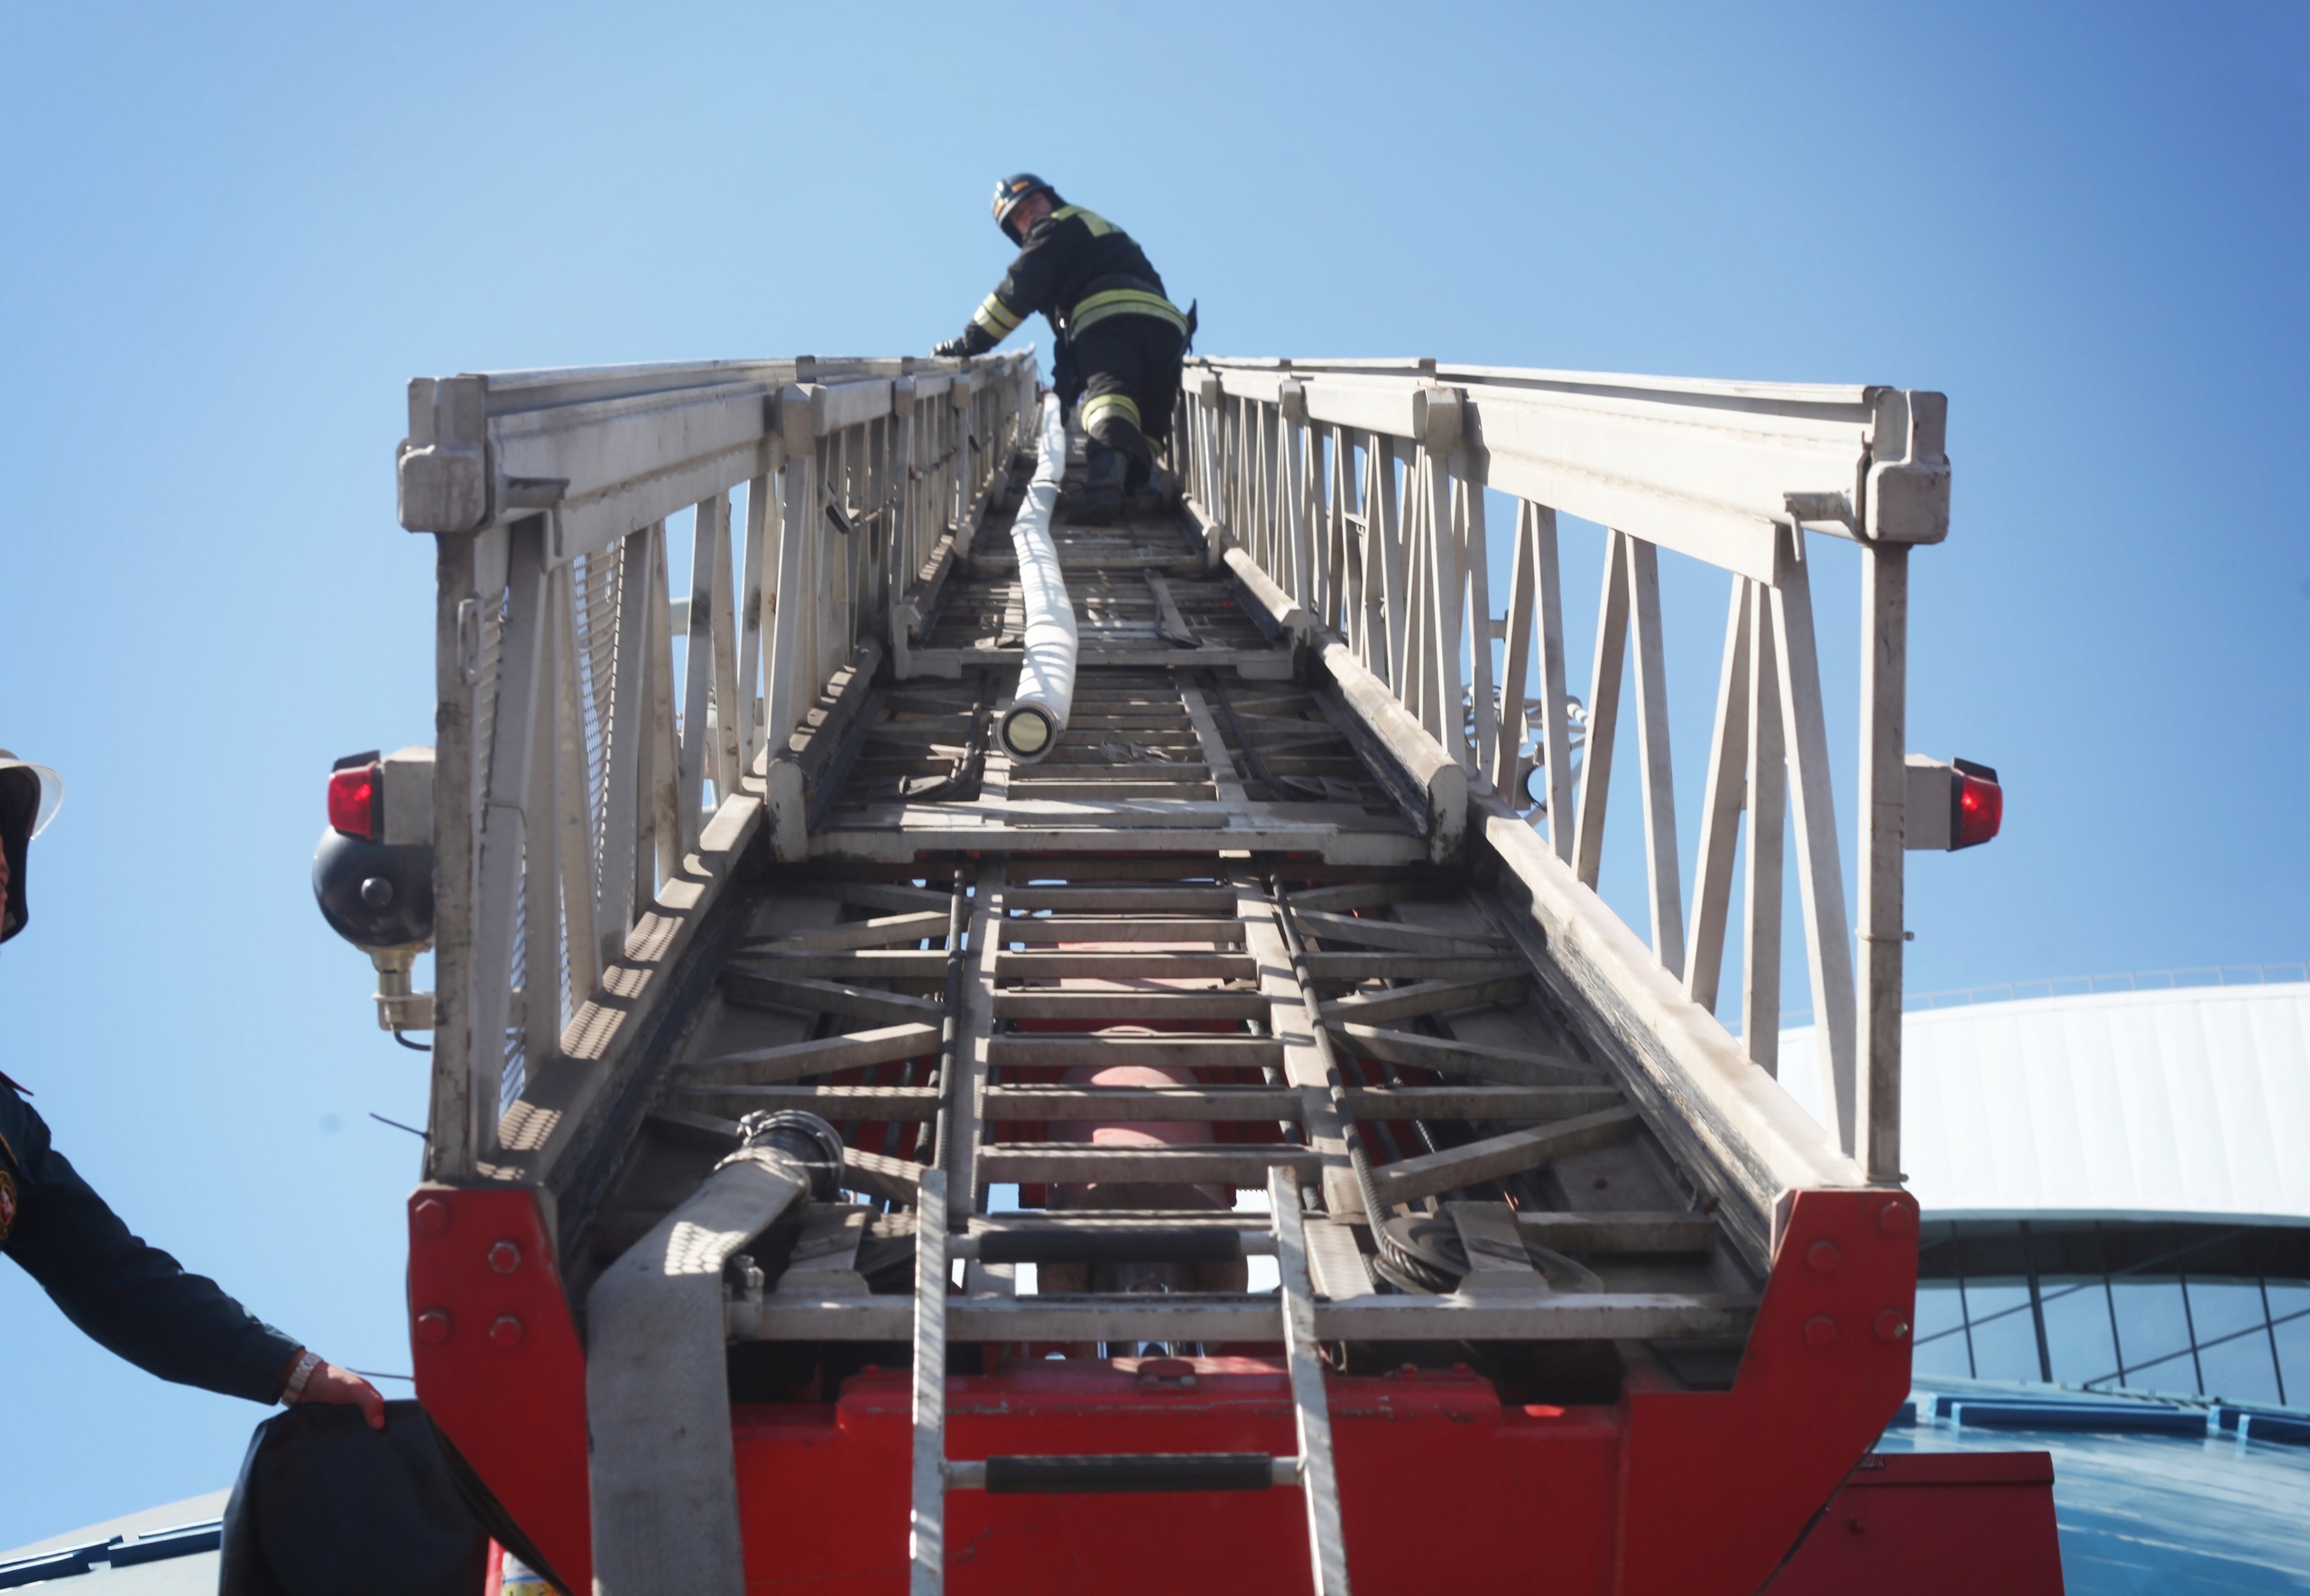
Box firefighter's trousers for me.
[1070,315,1186,493]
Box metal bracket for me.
[1783,491,1855,532]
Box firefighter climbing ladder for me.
[390,349,1954,1596]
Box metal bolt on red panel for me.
[1806,1241,1842,1275]
[1804,1315,1839,1350]
[1877,1199,1915,1235]
[405,1184,590,1594]
[1874,1310,1911,1342]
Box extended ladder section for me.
[550,453,1761,1595]
[396,351,1946,1596]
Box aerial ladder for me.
[312,348,2034,1594]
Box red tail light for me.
[329,752,382,840]
[1952,758,2001,850]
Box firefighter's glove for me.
[930,337,968,359]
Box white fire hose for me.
[997,394,1077,764]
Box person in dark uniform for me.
[933,173,1193,524]
[0,749,383,1426]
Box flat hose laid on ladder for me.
[996,395,1076,764]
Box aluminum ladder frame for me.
[907,1165,1351,1596]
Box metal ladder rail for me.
[1271,1162,1353,1596]
[907,1164,1351,1596]
[910,1167,951,1596]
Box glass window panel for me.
[1914,1281,1967,1342]
[2122,1348,2201,1398]
[2186,1278,2269,1343]
[2265,1282,2310,1321]
[2109,1279,2194,1374]
[1911,1334,1974,1381]
[1912,1285,1973,1379]
[1963,1281,2044,1383]
[2194,1324,2281,1407]
[2040,1278,2119,1388]
[2274,1306,2310,1407]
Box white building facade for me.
[1780,980,2310,1404]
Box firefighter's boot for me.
[1074,443,1128,525]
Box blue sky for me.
[2,0,2305,1547]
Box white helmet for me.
[0,752,63,840]
[0,750,63,944]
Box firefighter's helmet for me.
[0,749,64,944]
[992,173,1058,241]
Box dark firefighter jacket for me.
[1,1075,301,1403]
[956,205,1189,355]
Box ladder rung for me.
[977,1143,1320,1185]
[957,1227,1270,1265]
[1040,762,1201,798]
[970,1210,1261,1232]
[976,1083,1620,1122]
[744,1290,1758,1343]
[1003,886,1239,912]
[991,991,1269,1021]
[997,917,1244,945]
[947,1453,1291,1494]
[1009,779,1222,798]
[984,1035,1282,1070]
[992,950,1257,979]
[984,1084,1299,1121]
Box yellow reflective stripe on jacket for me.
[1079,392,1142,433]
[973,292,1024,337]
[1049,205,1115,237]
[1067,288,1188,337]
